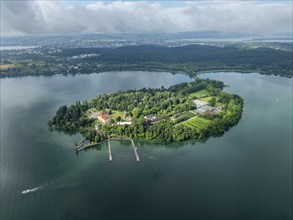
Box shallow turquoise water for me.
[1,71,292,219]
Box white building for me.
[195,105,222,115]
[193,99,208,108]
[90,113,99,119]
[195,106,215,114]
[117,122,132,125]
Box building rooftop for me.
[117,122,132,125]
[193,99,208,108]
[98,113,113,120]
[195,105,216,114]
[144,114,160,123]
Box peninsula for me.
[48,78,243,144]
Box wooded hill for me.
[1,44,292,77]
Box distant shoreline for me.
[1,44,292,78]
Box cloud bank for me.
[1,1,292,36]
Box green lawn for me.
[201,97,224,107]
[201,97,212,102]
[111,111,124,119]
[0,64,15,70]
[184,111,197,118]
[177,116,211,130]
[189,89,210,98]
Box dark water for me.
[1,71,292,220]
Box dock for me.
[108,140,112,161]
[131,139,140,162]
[75,138,87,151]
[75,137,141,162]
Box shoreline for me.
[1,67,292,79]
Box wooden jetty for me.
[131,139,140,162]
[75,138,87,151]
[75,137,141,162]
[108,140,113,161]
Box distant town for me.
[1,33,292,78]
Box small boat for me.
[22,187,39,194]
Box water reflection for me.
[1,71,191,109]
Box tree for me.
[209,97,216,107]
[95,134,101,143]
[132,107,142,118]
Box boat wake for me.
[22,187,40,194]
[21,170,101,195]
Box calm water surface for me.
[1,71,292,220]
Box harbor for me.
[75,138,141,162]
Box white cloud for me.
[1,1,292,36]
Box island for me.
[48,78,243,145]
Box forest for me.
[1,44,292,77]
[49,78,243,143]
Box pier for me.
[131,139,140,162]
[75,137,141,162]
[75,138,87,151]
[108,140,113,161]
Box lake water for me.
[1,71,292,220]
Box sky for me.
[1,0,292,36]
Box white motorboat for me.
[22,187,39,194]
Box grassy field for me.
[200,96,224,107]
[177,116,211,130]
[189,89,210,98]
[200,97,212,102]
[0,64,15,70]
[183,111,197,118]
[111,111,124,119]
